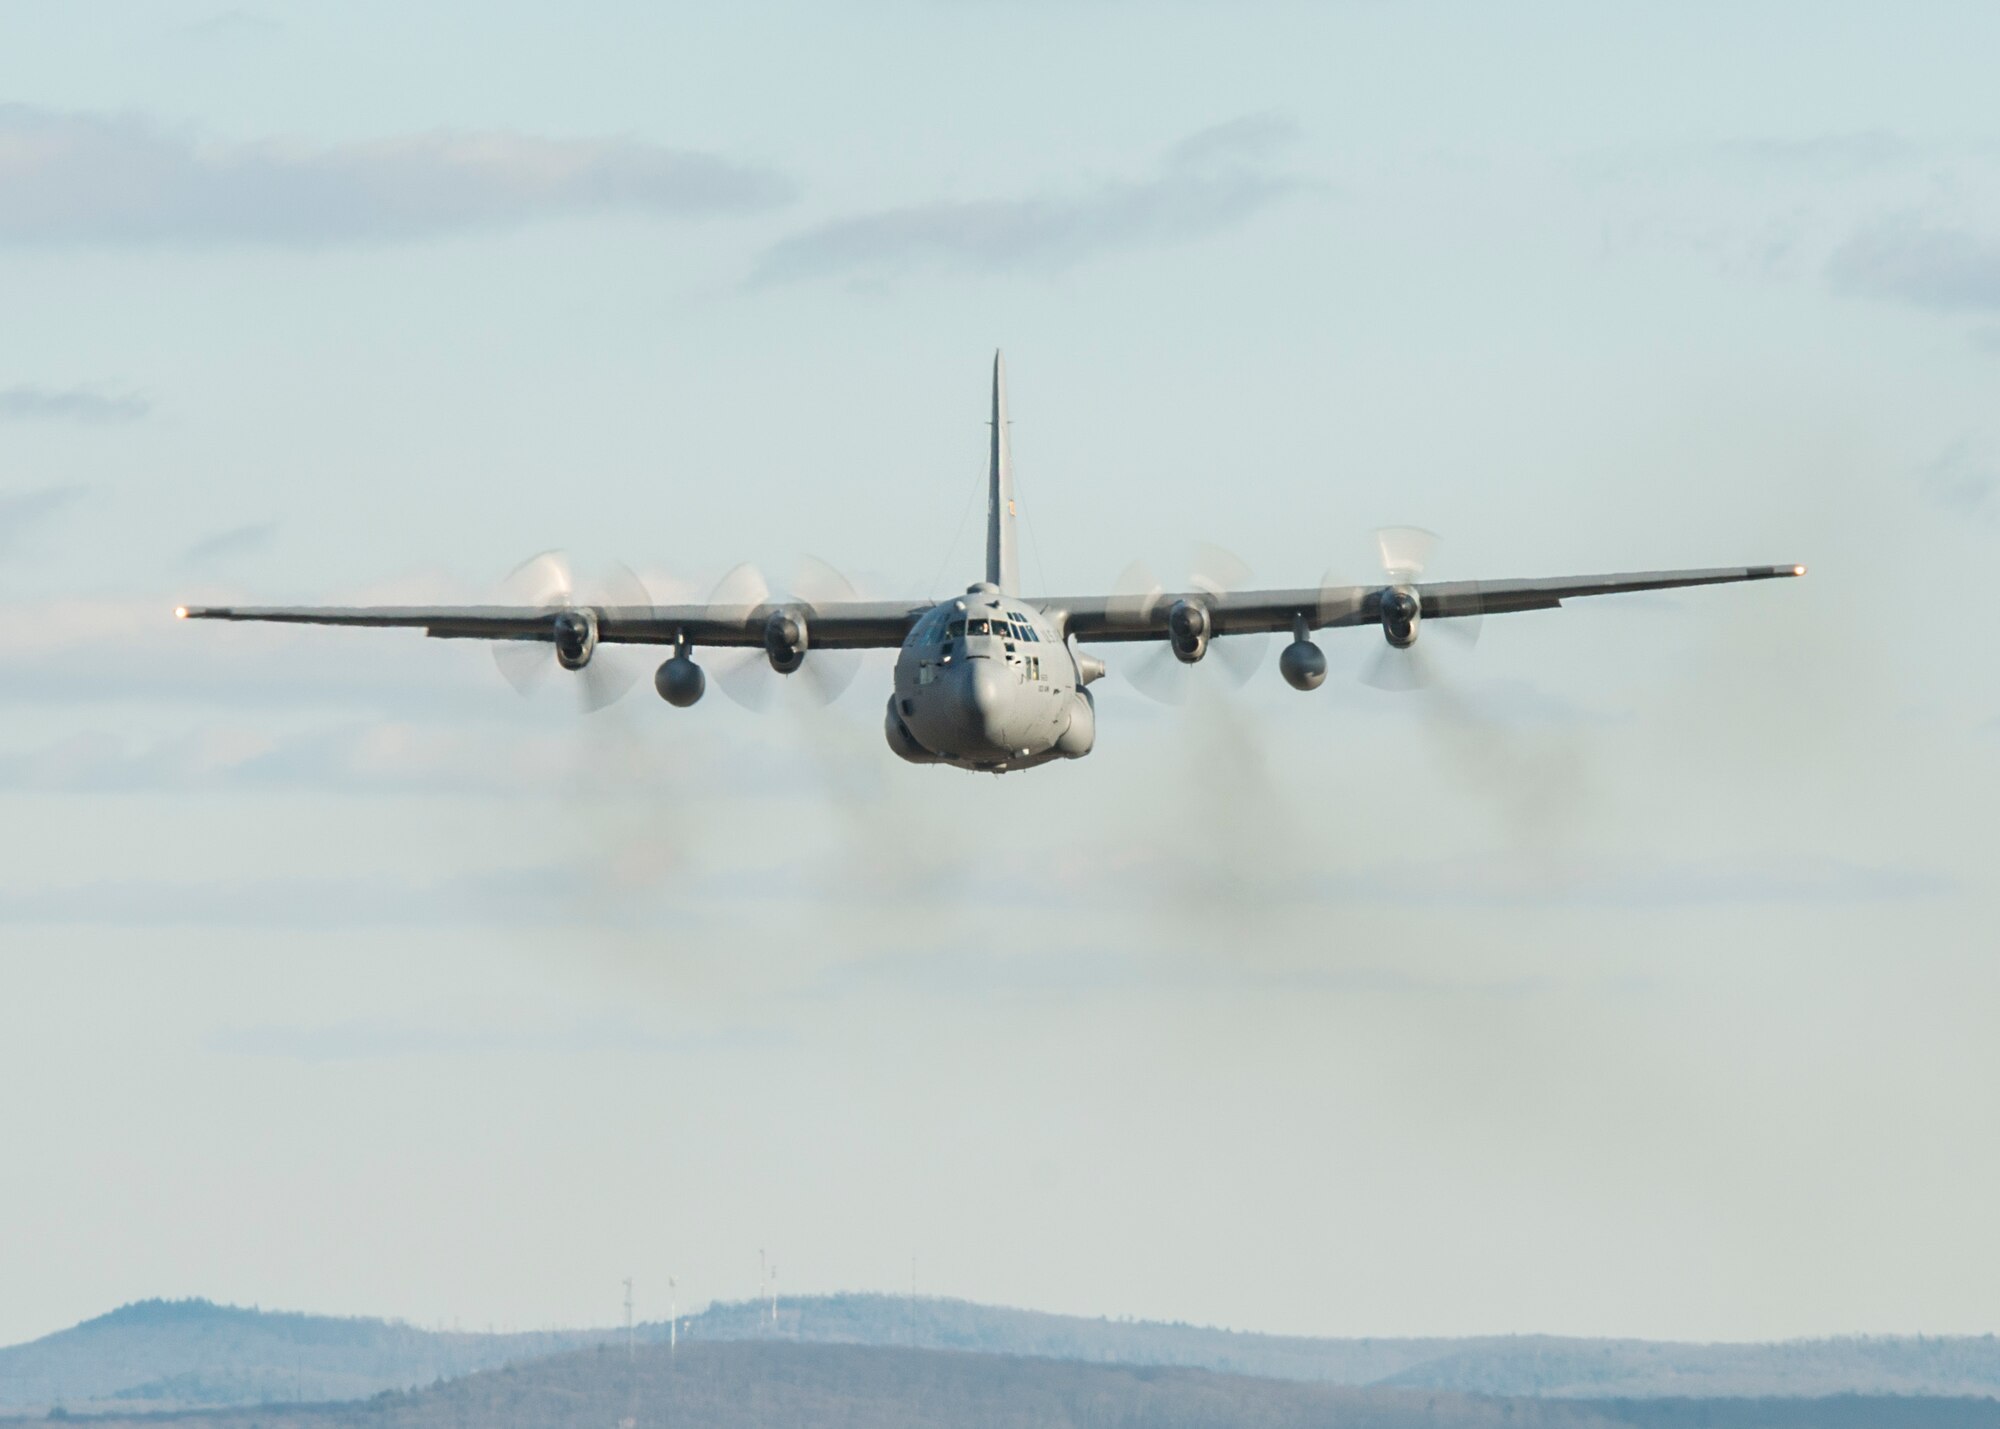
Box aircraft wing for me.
[176,599,931,649]
[1047,564,1806,642]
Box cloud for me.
[0,722,590,797]
[0,868,577,929]
[1707,131,1929,175]
[172,9,284,42]
[1578,131,1935,188]
[1362,855,1956,909]
[204,1018,769,1062]
[1576,133,2000,295]
[0,385,149,423]
[752,113,1309,285]
[1915,441,1996,518]
[1828,218,2000,312]
[182,520,278,564]
[1070,849,1953,912]
[0,485,87,553]
[0,105,793,246]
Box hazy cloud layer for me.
[205,1018,765,1062]
[0,848,1945,937]
[1917,440,1997,518]
[753,114,1308,284]
[1085,849,1951,911]
[0,485,86,554]
[182,520,278,564]
[0,722,582,797]
[0,105,793,246]
[1577,133,2000,319]
[0,869,574,929]
[0,385,148,423]
[172,9,284,43]
[1707,131,1930,175]
[1829,219,2000,312]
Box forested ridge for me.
[8,1296,2000,1416]
[29,1341,2000,1429]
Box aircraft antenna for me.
[986,349,1019,594]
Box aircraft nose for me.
[958,660,1008,743]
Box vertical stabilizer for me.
[986,350,1019,593]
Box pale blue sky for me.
[1,0,1997,1349]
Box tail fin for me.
[986,349,1019,594]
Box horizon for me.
[14,1290,1996,1352]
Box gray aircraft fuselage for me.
[886,583,1091,773]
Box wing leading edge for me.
[1045,563,1806,642]
[176,600,930,649]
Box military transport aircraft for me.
[178,353,1804,773]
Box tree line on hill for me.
[7,1295,2000,1416]
[33,1341,2000,1429]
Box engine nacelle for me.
[553,609,597,670]
[1279,638,1327,691]
[655,655,705,707]
[1380,586,1420,649]
[1055,689,1095,759]
[884,698,941,763]
[1167,598,1211,664]
[764,608,807,674]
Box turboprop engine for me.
[763,608,807,673]
[1167,598,1210,664]
[552,609,597,670]
[1379,586,1420,649]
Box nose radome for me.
[960,660,1008,741]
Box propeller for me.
[1111,542,1271,704]
[1342,526,1482,693]
[705,555,864,710]
[490,550,655,713]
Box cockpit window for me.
[969,618,993,636]
[945,620,965,640]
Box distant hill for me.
[677,1294,1438,1382]
[1371,1335,2000,1399]
[678,1294,2000,1400]
[0,1300,607,1413]
[37,1340,2000,1429]
[8,1294,2000,1415]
